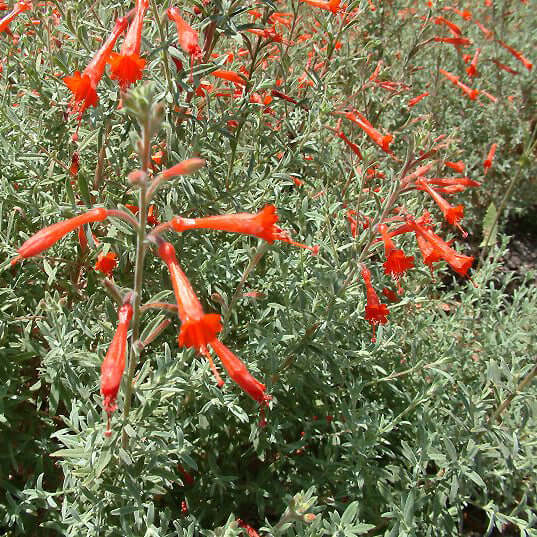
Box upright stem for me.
[489,359,537,425]
[151,0,174,97]
[121,113,152,449]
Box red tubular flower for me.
[497,40,533,71]
[95,251,118,277]
[271,89,298,105]
[433,16,462,36]
[334,129,363,160]
[427,177,480,189]
[439,68,478,100]
[378,224,414,293]
[167,7,202,62]
[407,217,473,277]
[64,17,128,120]
[433,37,472,47]
[206,338,271,408]
[211,69,247,86]
[170,205,319,254]
[466,48,481,77]
[0,1,31,33]
[299,0,340,14]
[157,242,222,351]
[100,302,133,436]
[344,111,394,153]
[491,59,519,75]
[416,178,467,236]
[161,158,206,179]
[408,92,429,107]
[109,0,149,90]
[12,208,108,265]
[382,287,399,303]
[416,233,443,277]
[360,266,389,343]
[442,7,472,20]
[483,143,497,175]
[445,160,465,173]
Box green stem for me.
[121,113,151,449]
[489,359,537,425]
[222,242,269,330]
[151,0,174,97]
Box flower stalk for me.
[120,96,153,449]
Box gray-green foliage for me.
[1,0,537,536]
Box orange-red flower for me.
[12,208,109,265]
[343,111,394,153]
[416,178,467,236]
[171,205,278,241]
[169,205,319,254]
[445,161,465,173]
[299,0,340,13]
[109,0,149,90]
[332,129,363,160]
[497,40,533,71]
[0,0,31,33]
[100,302,133,436]
[433,16,462,36]
[167,7,202,61]
[157,241,222,351]
[64,17,128,120]
[484,143,497,175]
[408,92,429,107]
[491,59,519,76]
[203,339,271,407]
[378,224,414,293]
[161,158,206,179]
[125,204,159,226]
[361,266,389,343]
[95,251,118,277]
[433,37,472,47]
[407,217,473,277]
[439,68,478,100]
[466,48,481,77]
[211,69,247,86]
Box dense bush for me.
[1,0,536,535]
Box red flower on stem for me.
[211,69,248,86]
[445,161,465,173]
[64,17,128,120]
[360,266,389,343]
[378,224,414,294]
[343,111,394,154]
[167,7,202,62]
[203,339,271,408]
[407,217,473,277]
[109,0,149,91]
[169,205,319,254]
[497,40,533,71]
[95,251,118,277]
[483,143,497,175]
[466,48,481,77]
[0,1,31,33]
[299,0,340,14]
[408,92,429,107]
[439,69,478,100]
[100,301,133,436]
[157,242,222,352]
[416,178,467,236]
[12,208,109,265]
